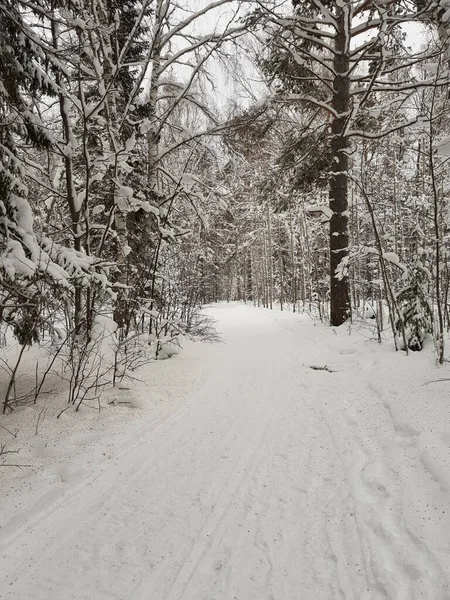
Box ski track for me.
[0,305,449,600]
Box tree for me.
[0,0,111,345]
[395,259,433,351]
[250,0,450,325]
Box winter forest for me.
[1,0,450,407]
[2,0,450,598]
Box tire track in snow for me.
[0,372,213,551]
[128,326,311,600]
[0,352,258,596]
[159,381,285,600]
[2,313,307,600]
[162,359,369,600]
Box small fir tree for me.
[395,260,433,351]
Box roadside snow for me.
[0,304,449,599]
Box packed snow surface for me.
[1,304,450,599]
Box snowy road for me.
[1,305,449,599]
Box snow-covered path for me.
[1,305,449,599]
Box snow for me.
[0,304,450,599]
[437,135,450,156]
[305,204,333,220]
[92,204,105,216]
[382,251,407,273]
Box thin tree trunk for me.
[52,16,83,329]
[429,138,445,363]
[147,0,166,192]
[266,202,273,310]
[277,214,284,311]
[289,208,297,311]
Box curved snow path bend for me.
[0,304,449,599]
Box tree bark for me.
[329,1,351,326]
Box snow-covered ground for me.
[0,303,450,599]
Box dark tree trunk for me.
[329,1,351,326]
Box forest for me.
[3,2,450,598]
[1,0,450,414]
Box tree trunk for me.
[246,253,253,302]
[266,202,273,310]
[329,1,351,326]
[52,16,84,330]
[289,207,297,311]
[147,0,165,192]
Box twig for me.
[35,399,48,435]
[309,364,336,373]
[0,423,17,438]
[2,343,27,414]
[56,405,71,419]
